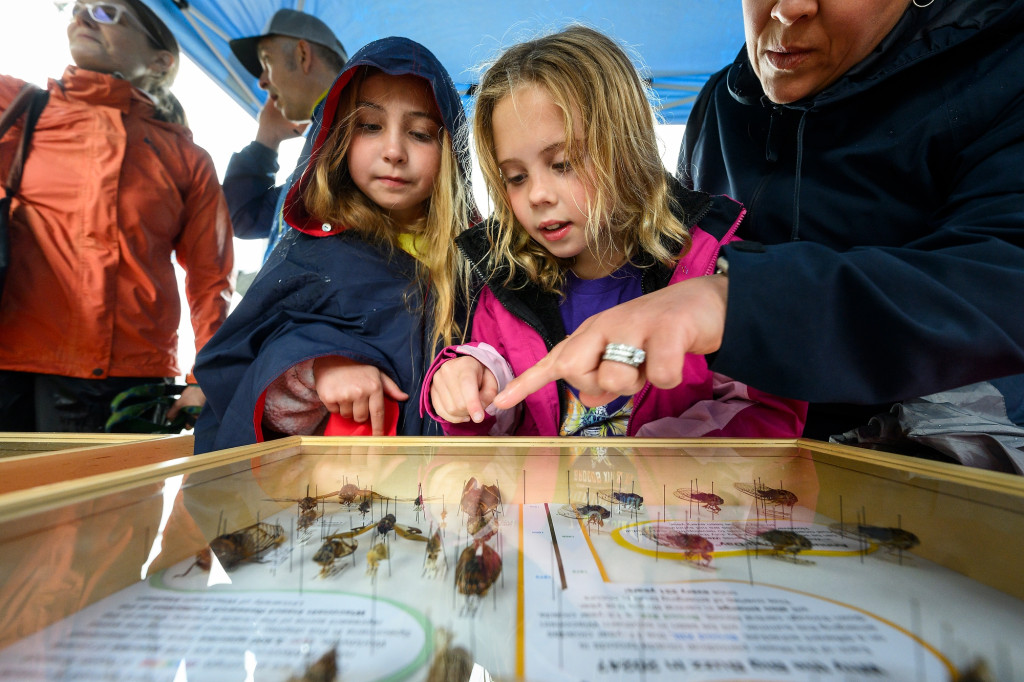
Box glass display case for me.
[0,436,1020,681]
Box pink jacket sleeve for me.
[636,373,807,438]
[421,342,521,435]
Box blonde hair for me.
[302,67,474,349]
[473,25,689,291]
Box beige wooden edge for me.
[0,432,169,457]
[0,437,304,524]
[296,435,802,453]
[802,438,1024,498]
[0,435,196,494]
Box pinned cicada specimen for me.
[366,542,389,577]
[456,541,502,606]
[598,490,644,514]
[264,493,323,514]
[297,507,320,534]
[266,485,335,514]
[266,486,336,536]
[366,512,427,542]
[312,534,358,578]
[558,503,611,531]
[749,528,813,563]
[178,521,286,576]
[286,645,338,682]
[674,482,725,515]
[422,526,448,579]
[335,482,388,508]
[426,628,473,682]
[642,524,715,567]
[734,481,798,518]
[460,477,502,520]
[335,507,428,544]
[407,481,439,515]
[829,523,920,553]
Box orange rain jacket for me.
[0,67,233,382]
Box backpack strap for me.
[1,84,50,196]
[1,84,49,300]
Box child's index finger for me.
[492,361,556,410]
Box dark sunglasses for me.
[70,2,167,51]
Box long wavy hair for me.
[473,25,689,291]
[302,67,474,349]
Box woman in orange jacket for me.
[0,1,233,432]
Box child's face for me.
[347,72,443,229]
[492,85,608,279]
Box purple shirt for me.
[559,262,644,334]
[558,263,644,434]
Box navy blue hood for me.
[284,36,472,235]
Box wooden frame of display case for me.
[0,433,194,494]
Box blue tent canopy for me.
[146,0,744,125]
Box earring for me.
[912,0,935,7]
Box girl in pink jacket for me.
[421,26,806,438]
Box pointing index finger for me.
[492,357,558,410]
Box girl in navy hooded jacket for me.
[193,37,475,451]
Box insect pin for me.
[178,520,286,576]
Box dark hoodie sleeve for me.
[222,141,282,240]
[193,231,430,452]
[686,2,1024,406]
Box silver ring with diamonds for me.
[601,343,646,368]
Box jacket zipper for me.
[627,204,746,435]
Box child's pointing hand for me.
[313,355,409,436]
[430,356,500,424]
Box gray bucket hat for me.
[229,9,347,78]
